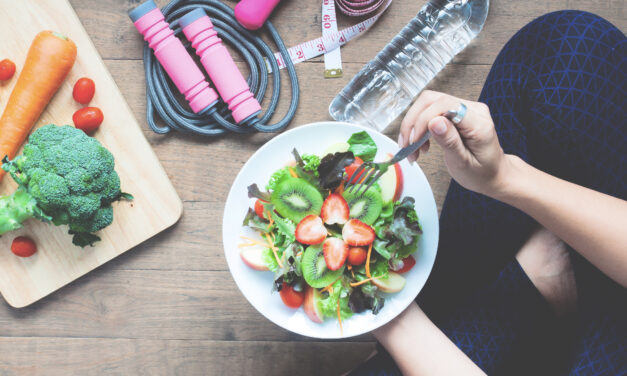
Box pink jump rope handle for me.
[129,0,218,113]
[234,0,281,30]
[181,9,262,124]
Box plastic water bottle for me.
[329,0,489,131]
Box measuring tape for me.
[268,0,393,72]
[322,0,342,78]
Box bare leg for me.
[515,227,577,316]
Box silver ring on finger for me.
[443,103,467,125]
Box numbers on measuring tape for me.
[269,0,393,71]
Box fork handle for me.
[390,131,431,164]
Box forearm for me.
[493,155,627,286]
[373,303,485,376]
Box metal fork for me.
[345,109,461,197]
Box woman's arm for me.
[492,155,627,286]
[398,90,627,287]
[374,303,486,376]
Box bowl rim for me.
[222,121,439,338]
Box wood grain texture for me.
[0,338,375,376]
[0,0,182,308]
[0,0,624,374]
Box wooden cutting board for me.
[0,0,183,308]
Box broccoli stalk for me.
[0,189,51,234]
[0,124,131,247]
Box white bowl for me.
[222,122,439,338]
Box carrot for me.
[321,276,342,294]
[264,232,283,268]
[288,167,299,178]
[0,31,77,180]
[349,276,381,287]
[337,298,343,336]
[365,243,373,278]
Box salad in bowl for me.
[222,121,439,339]
[238,130,423,329]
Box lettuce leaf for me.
[301,154,321,177]
[347,131,377,162]
[317,151,355,190]
[248,183,272,202]
[292,149,322,188]
[373,239,392,260]
[317,279,353,320]
[243,208,268,233]
[265,168,291,191]
[269,210,295,242]
[262,248,279,272]
[370,197,422,260]
[389,197,422,245]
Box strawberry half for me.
[295,215,328,245]
[323,237,349,271]
[342,219,375,246]
[320,193,349,225]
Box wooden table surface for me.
[0,0,623,374]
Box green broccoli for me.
[0,124,131,247]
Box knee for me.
[495,10,623,69]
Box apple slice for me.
[323,141,350,155]
[240,246,270,271]
[379,153,404,203]
[303,286,325,323]
[372,271,406,293]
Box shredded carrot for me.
[349,276,381,287]
[238,236,270,248]
[288,167,299,178]
[296,251,303,257]
[365,243,373,278]
[351,269,355,279]
[321,276,342,293]
[347,265,352,270]
[266,210,274,230]
[264,233,283,268]
[337,298,343,336]
[321,284,334,294]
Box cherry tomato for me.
[11,236,37,258]
[279,283,304,308]
[344,156,365,183]
[396,256,416,273]
[347,246,367,265]
[0,59,16,81]
[73,107,104,133]
[254,199,267,219]
[72,77,95,104]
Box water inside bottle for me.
[329,0,488,131]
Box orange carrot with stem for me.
[0,31,77,180]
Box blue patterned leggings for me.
[350,10,626,376]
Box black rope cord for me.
[142,0,299,136]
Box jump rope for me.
[130,0,389,137]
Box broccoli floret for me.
[0,124,130,247]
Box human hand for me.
[398,90,511,197]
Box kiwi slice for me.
[342,187,382,225]
[302,244,344,288]
[271,177,324,223]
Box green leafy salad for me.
[239,131,422,326]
